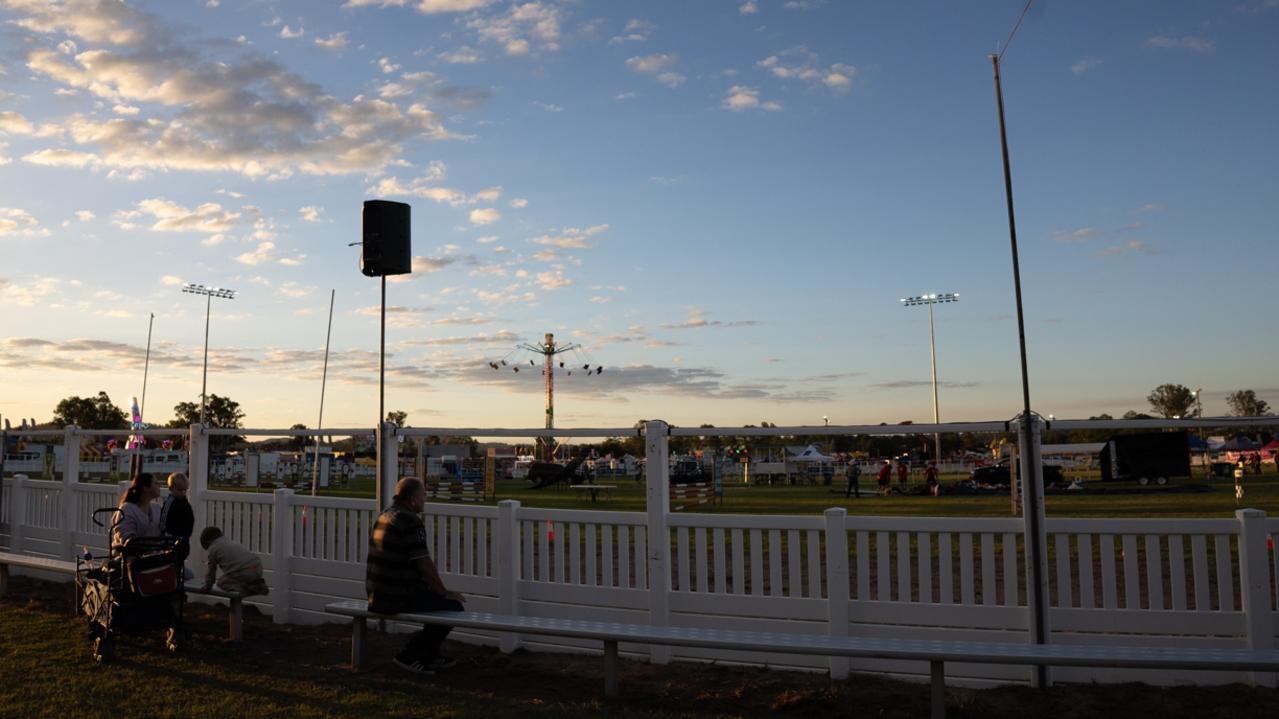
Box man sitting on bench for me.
[367,477,466,675]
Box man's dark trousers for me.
[404,585,464,660]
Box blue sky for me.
[0,0,1276,431]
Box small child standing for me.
[160,473,195,562]
[199,526,269,597]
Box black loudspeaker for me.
[361,200,412,277]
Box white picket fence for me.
[2,419,1278,687]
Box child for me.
[199,526,269,597]
[160,472,195,562]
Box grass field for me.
[3,576,1277,719]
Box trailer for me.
[1097,431,1191,485]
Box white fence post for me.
[188,424,210,580]
[644,420,672,664]
[1236,508,1275,687]
[9,475,27,553]
[824,507,850,679]
[496,499,522,652]
[60,425,80,559]
[272,488,294,624]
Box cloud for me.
[378,57,400,74]
[1051,227,1102,243]
[614,91,636,101]
[277,281,313,298]
[0,111,35,135]
[235,241,276,265]
[279,24,303,39]
[431,85,492,110]
[467,2,563,56]
[1143,35,1213,53]
[1094,240,1160,258]
[870,379,979,390]
[411,255,463,273]
[739,2,759,14]
[625,52,675,74]
[609,18,654,45]
[344,0,496,12]
[407,329,518,345]
[122,198,242,234]
[369,167,501,209]
[757,51,855,94]
[469,207,501,225]
[508,198,527,209]
[660,309,760,330]
[73,210,95,221]
[529,224,608,249]
[0,208,47,238]
[314,32,349,50]
[535,269,572,290]
[722,85,781,112]
[299,206,323,222]
[533,101,563,112]
[160,274,183,286]
[6,5,455,179]
[1071,57,1102,75]
[783,0,828,8]
[1136,203,1166,213]
[438,46,482,64]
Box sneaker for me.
[427,655,457,671]
[392,652,435,675]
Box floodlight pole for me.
[182,283,237,427]
[992,52,1049,688]
[900,293,958,464]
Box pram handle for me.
[92,507,122,528]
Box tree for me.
[1146,384,1197,419]
[168,394,245,453]
[1122,410,1153,420]
[289,423,309,452]
[1226,390,1271,417]
[51,391,129,429]
[385,410,408,426]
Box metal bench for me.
[0,550,243,642]
[325,599,1279,719]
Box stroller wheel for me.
[93,636,114,663]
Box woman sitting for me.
[112,473,162,551]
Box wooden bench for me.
[0,550,243,642]
[325,600,1279,719]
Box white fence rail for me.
[2,419,1277,688]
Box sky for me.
[0,0,1276,433]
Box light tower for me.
[181,283,237,426]
[900,292,959,463]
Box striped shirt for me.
[365,503,430,613]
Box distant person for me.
[113,473,161,550]
[199,527,269,597]
[924,462,940,496]
[367,477,465,674]
[845,460,861,499]
[896,461,909,491]
[876,461,892,495]
[1250,452,1262,475]
[160,472,195,562]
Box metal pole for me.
[379,276,386,427]
[312,290,335,496]
[543,333,554,462]
[140,313,154,423]
[992,52,1048,686]
[927,299,940,463]
[200,292,212,426]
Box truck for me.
[1097,431,1191,485]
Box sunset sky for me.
[1,1,1276,432]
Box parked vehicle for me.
[1098,431,1191,485]
[968,459,1064,485]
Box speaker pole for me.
[379,275,386,428]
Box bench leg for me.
[930,660,945,719]
[603,640,619,697]
[0,565,8,598]
[229,597,243,643]
[352,618,366,670]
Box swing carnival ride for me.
[486,333,605,485]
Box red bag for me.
[128,556,179,597]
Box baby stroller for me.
[76,507,187,662]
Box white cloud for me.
[509,198,528,209]
[299,206,323,222]
[0,111,35,135]
[722,85,781,112]
[467,2,563,56]
[235,241,276,265]
[530,224,608,249]
[656,72,685,88]
[411,255,463,273]
[1071,57,1102,75]
[314,32,349,51]
[1136,203,1167,213]
[626,52,676,74]
[1052,227,1102,243]
[277,281,312,298]
[438,46,482,64]
[1094,240,1159,258]
[279,24,303,39]
[757,52,855,94]
[369,164,503,209]
[614,91,636,101]
[126,198,242,233]
[112,103,140,115]
[0,141,9,165]
[536,269,572,290]
[1143,35,1213,53]
[609,18,654,45]
[160,274,183,286]
[469,207,501,225]
[739,1,759,14]
[0,208,47,238]
[74,210,95,221]
[533,101,563,112]
[476,235,498,243]
[378,57,400,74]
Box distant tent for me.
[1221,436,1260,451]
[1187,435,1209,452]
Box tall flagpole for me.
[311,290,336,496]
[140,313,154,423]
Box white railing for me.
[3,418,1277,688]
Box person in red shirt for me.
[876,460,892,495]
[896,461,909,491]
[924,462,940,496]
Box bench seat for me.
[325,599,1279,719]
